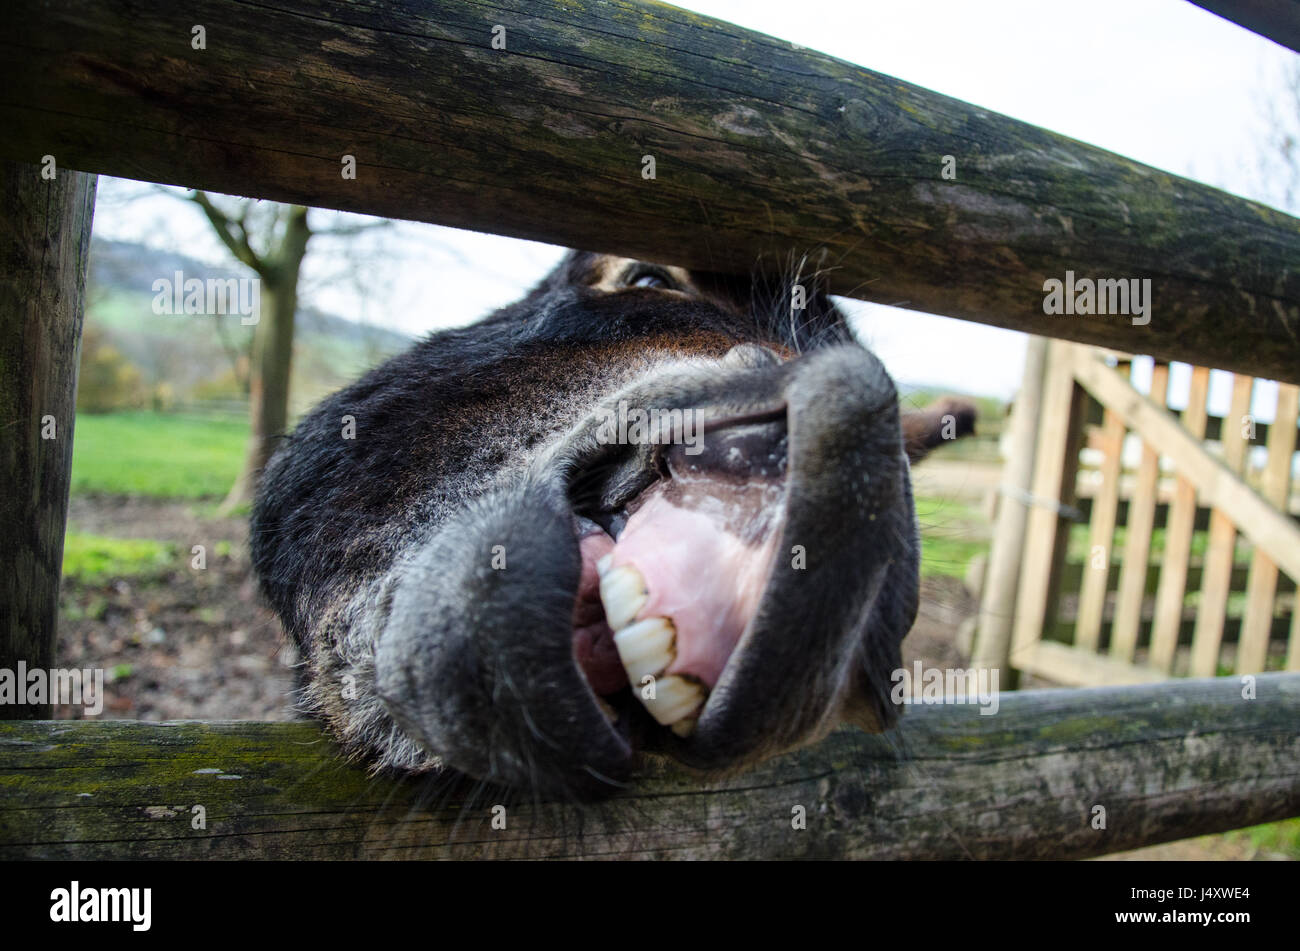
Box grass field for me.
[61,532,176,584]
[70,411,248,499]
[915,494,989,580]
[70,411,993,578]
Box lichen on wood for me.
[0,0,1296,381]
[2,675,1296,859]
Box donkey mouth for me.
[373,345,912,794]
[568,410,790,747]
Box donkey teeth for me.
[598,563,706,733]
[612,617,676,685]
[599,564,647,631]
[642,675,706,727]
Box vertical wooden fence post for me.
[1149,365,1211,671]
[970,335,1049,676]
[1290,587,1300,672]
[1009,340,1084,673]
[1237,383,1299,673]
[1074,400,1127,653]
[1109,362,1169,663]
[0,159,97,718]
[1191,374,1255,677]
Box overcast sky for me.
[92,0,1298,409]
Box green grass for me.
[1225,817,1300,859]
[62,532,176,584]
[920,534,987,579]
[70,411,247,498]
[68,414,991,580]
[914,495,981,525]
[915,495,989,580]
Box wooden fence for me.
[4,676,1297,860]
[974,341,1300,687]
[3,0,1300,859]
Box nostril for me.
[667,416,788,482]
[722,343,782,368]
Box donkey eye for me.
[625,266,673,290]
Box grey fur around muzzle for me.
[375,343,919,793]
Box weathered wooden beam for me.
[2,674,1296,859]
[1,1,1297,382]
[1009,341,1083,670]
[970,335,1047,675]
[1189,0,1300,53]
[0,161,96,716]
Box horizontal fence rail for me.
[2,675,1297,860]
[2,0,1298,382]
[1191,0,1300,52]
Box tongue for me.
[603,475,783,690]
[572,418,788,699]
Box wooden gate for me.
[977,340,1300,686]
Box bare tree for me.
[1260,60,1300,214]
[188,193,311,514]
[211,313,251,396]
[185,192,399,513]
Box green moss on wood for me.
[2,675,1297,859]
[0,0,1295,381]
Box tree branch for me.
[311,220,392,238]
[187,190,265,276]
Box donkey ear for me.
[900,397,977,463]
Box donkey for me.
[250,251,975,797]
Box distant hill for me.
[89,238,413,353]
[86,239,1008,436]
[85,239,414,413]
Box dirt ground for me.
[59,496,298,722]
[54,495,1284,860]
[58,495,976,726]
